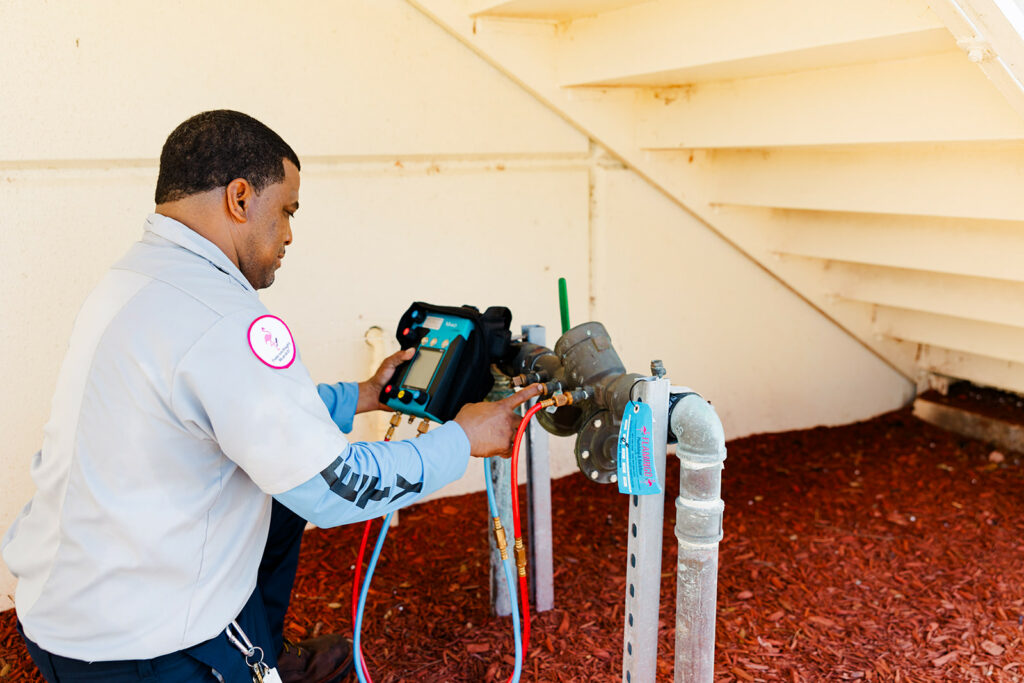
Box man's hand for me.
[454,383,544,459]
[357,348,415,414]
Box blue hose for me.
[354,511,392,683]
[485,457,523,683]
[354,461,522,683]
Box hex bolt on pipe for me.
[670,393,726,683]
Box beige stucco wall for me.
[0,0,913,609]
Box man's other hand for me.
[357,348,415,414]
[454,383,544,458]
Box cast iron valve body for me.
[505,321,641,483]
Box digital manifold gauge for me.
[379,302,513,423]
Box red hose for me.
[356,402,543,683]
[511,402,545,538]
[353,422,397,683]
[518,574,530,663]
[509,400,545,665]
[353,519,373,681]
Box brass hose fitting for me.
[385,412,402,441]
[492,517,509,560]
[416,419,430,438]
[513,537,527,578]
[538,394,568,409]
[512,370,548,388]
[407,414,416,425]
[535,386,593,410]
[550,393,572,408]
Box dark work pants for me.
[18,500,308,683]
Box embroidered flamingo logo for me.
[261,327,280,351]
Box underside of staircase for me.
[409,0,1024,396]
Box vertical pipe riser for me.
[670,396,726,683]
[675,548,719,679]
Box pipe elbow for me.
[670,393,726,465]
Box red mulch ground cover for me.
[2,407,1023,681]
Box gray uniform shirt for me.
[2,214,469,660]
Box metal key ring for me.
[244,646,265,668]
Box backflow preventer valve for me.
[503,321,643,483]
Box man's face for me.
[237,159,300,290]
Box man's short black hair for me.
[155,110,300,204]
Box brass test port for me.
[511,371,547,388]
[385,412,403,441]
[536,379,563,397]
[416,419,430,438]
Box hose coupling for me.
[416,419,430,438]
[385,412,402,441]
[512,370,549,388]
[492,517,509,560]
[539,386,592,409]
[513,537,527,577]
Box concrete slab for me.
[913,396,1024,454]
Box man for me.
[2,110,540,683]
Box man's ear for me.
[226,178,252,222]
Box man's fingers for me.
[501,383,544,408]
[389,348,415,365]
[376,348,414,379]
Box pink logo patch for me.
[248,315,295,369]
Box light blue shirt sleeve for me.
[273,421,471,527]
[316,382,360,433]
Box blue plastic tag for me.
[616,400,661,495]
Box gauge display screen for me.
[404,348,443,390]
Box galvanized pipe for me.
[670,393,726,683]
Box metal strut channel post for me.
[523,324,554,613]
[621,375,670,683]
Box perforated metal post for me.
[523,324,554,613]
[621,376,670,683]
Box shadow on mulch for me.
[2,407,1023,681]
